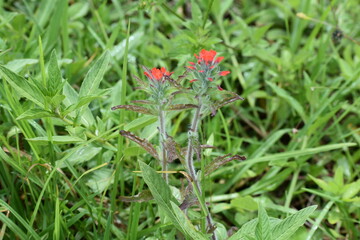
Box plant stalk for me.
[159,108,168,183]
[185,97,217,240]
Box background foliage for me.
[0,0,360,239]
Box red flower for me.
[195,49,217,65]
[190,79,198,83]
[215,56,224,63]
[208,77,213,81]
[187,66,196,70]
[219,71,230,76]
[217,85,224,91]
[144,67,173,81]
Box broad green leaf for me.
[63,95,102,116]
[255,205,271,240]
[16,108,53,120]
[124,146,146,157]
[170,202,208,240]
[63,82,95,126]
[0,65,44,108]
[231,196,258,212]
[267,81,307,122]
[86,168,113,193]
[56,145,101,168]
[342,179,360,200]
[27,136,84,145]
[334,166,344,188]
[228,218,281,240]
[308,175,333,193]
[47,49,62,96]
[272,205,317,240]
[79,51,110,98]
[138,161,206,239]
[4,59,38,73]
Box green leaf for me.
[342,179,360,200]
[272,205,317,240]
[47,49,62,96]
[56,145,101,168]
[79,51,110,99]
[231,196,258,212]
[62,82,95,126]
[27,136,84,145]
[0,65,45,108]
[255,205,272,240]
[170,201,208,240]
[63,95,102,116]
[4,59,38,73]
[124,116,157,132]
[308,175,333,193]
[266,81,307,122]
[334,166,344,188]
[16,108,53,120]
[138,161,207,239]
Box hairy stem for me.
[159,108,168,183]
[185,97,217,240]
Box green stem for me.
[159,108,168,183]
[185,97,217,240]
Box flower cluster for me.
[186,49,230,91]
[143,67,173,83]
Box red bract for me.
[195,49,217,65]
[219,71,230,76]
[144,67,173,81]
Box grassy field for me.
[1,0,360,239]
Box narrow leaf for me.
[120,130,159,160]
[119,190,153,203]
[166,104,198,111]
[16,109,53,120]
[111,104,155,115]
[205,154,246,176]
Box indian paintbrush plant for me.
[112,49,246,239]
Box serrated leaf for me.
[272,205,317,240]
[16,108,53,120]
[255,205,272,240]
[120,130,159,160]
[0,65,45,108]
[47,50,62,96]
[111,104,155,115]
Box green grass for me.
[1,0,360,239]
